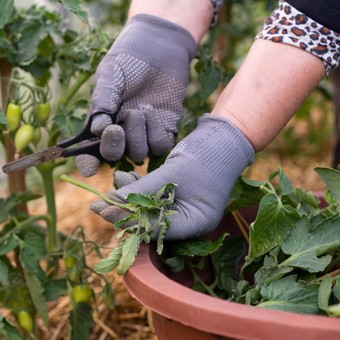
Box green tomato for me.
[36,102,51,125]
[64,256,77,269]
[17,310,33,333]
[6,102,22,131]
[14,124,34,151]
[32,127,42,145]
[72,284,92,304]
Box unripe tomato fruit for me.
[32,127,42,145]
[37,102,51,125]
[6,102,22,131]
[64,256,77,269]
[17,310,33,333]
[72,284,92,304]
[14,124,34,151]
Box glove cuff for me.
[113,14,197,84]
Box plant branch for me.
[58,71,92,107]
[60,175,132,210]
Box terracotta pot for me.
[123,204,340,340]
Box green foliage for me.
[0,1,115,337]
[61,175,177,275]
[0,0,14,29]
[164,167,340,316]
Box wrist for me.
[128,0,213,44]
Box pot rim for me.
[123,243,340,340]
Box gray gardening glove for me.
[76,14,197,177]
[91,114,255,240]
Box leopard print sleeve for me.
[256,0,340,75]
[210,0,224,25]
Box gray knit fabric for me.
[91,114,254,240]
[76,14,197,177]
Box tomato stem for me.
[58,71,92,107]
[60,174,132,210]
[37,162,58,254]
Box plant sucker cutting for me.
[61,175,177,275]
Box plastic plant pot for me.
[123,204,340,340]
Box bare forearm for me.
[211,39,325,151]
[128,0,213,44]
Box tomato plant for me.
[0,2,115,339]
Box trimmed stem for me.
[60,175,130,210]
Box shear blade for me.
[2,146,64,174]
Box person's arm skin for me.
[128,0,213,44]
[212,39,325,151]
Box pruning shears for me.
[2,114,107,174]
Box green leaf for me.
[163,256,185,273]
[94,243,124,274]
[17,23,49,65]
[0,199,8,224]
[20,247,40,273]
[114,214,138,230]
[0,260,9,286]
[23,232,47,258]
[211,237,246,290]
[24,271,49,326]
[279,167,294,195]
[118,234,140,275]
[60,0,89,25]
[280,215,340,272]
[315,167,340,203]
[198,60,221,101]
[44,278,67,302]
[5,192,41,215]
[227,177,265,212]
[168,233,228,257]
[249,193,300,258]
[126,193,156,209]
[0,0,14,29]
[0,315,22,340]
[68,302,94,340]
[0,236,19,255]
[156,221,168,255]
[333,277,340,301]
[318,275,332,312]
[53,109,84,139]
[258,275,320,314]
[154,183,176,206]
[294,188,320,210]
[254,266,293,288]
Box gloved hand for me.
[91,114,255,240]
[76,14,197,177]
